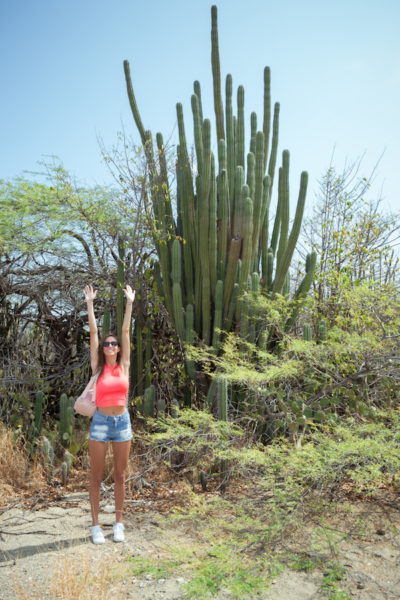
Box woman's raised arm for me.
[84,284,99,374]
[119,284,135,374]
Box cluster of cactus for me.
[123,5,316,405]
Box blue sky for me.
[1,0,399,214]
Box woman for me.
[84,283,135,544]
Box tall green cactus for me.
[59,394,74,449]
[123,5,315,406]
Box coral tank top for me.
[96,364,129,407]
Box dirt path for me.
[1,492,400,599]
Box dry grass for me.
[0,423,46,504]
[14,547,131,600]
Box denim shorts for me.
[89,410,133,442]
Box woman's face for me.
[102,336,120,360]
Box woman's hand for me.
[84,285,97,303]
[123,284,135,305]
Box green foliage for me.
[187,284,400,443]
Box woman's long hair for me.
[95,333,122,379]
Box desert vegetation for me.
[1,5,400,599]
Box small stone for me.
[357,582,365,590]
[158,578,166,585]
[145,574,153,581]
[139,583,146,589]
[176,577,185,584]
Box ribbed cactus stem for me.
[224,282,239,331]
[268,102,280,189]
[251,132,265,263]
[246,152,255,201]
[284,251,317,332]
[192,94,204,176]
[212,280,224,348]
[59,393,69,448]
[319,319,328,342]
[211,5,225,142]
[240,296,249,341]
[303,323,312,341]
[217,168,229,281]
[225,74,235,209]
[276,150,290,275]
[238,196,254,298]
[193,80,204,122]
[273,171,308,294]
[123,60,146,145]
[263,67,271,172]
[233,166,244,237]
[250,112,257,155]
[223,238,241,321]
[236,86,245,168]
[172,239,185,340]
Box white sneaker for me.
[91,525,105,544]
[113,522,125,542]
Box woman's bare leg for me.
[112,440,131,523]
[89,439,108,526]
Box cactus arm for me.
[236,86,245,168]
[263,67,271,172]
[251,132,265,263]
[273,171,308,294]
[194,80,204,122]
[276,150,290,276]
[225,74,235,213]
[246,152,255,201]
[284,251,317,332]
[211,5,225,142]
[250,112,257,155]
[192,93,204,177]
[123,60,146,145]
[267,102,280,190]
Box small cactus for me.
[42,437,55,483]
[303,323,312,342]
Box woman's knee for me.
[114,470,126,485]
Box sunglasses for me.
[103,341,119,347]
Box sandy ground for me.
[1,492,400,599]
